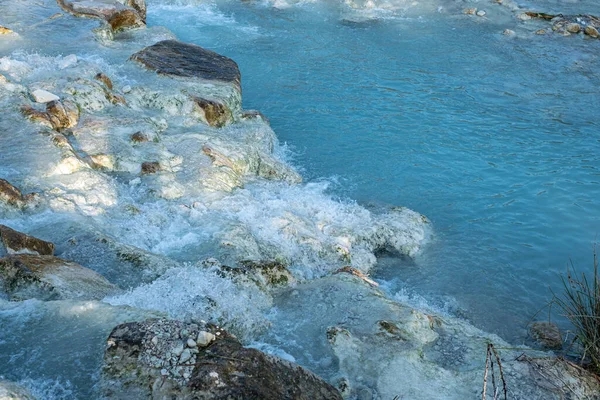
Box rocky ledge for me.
[0,224,55,256]
[0,253,119,301]
[131,40,242,127]
[101,318,342,400]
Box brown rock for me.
[463,8,477,15]
[0,26,14,35]
[0,179,32,208]
[141,161,160,174]
[566,23,581,33]
[21,100,79,131]
[131,131,149,143]
[191,97,232,127]
[21,105,54,129]
[0,225,55,256]
[107,8,144,32]
[585,25,599,37]
[46,100,79,129]
[57,0,145,33]
[0,254,118,301]
[126,0,146,22]
[108,93,126,105]
[530,321,562,349]
[94,72,113,90]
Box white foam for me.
[104,265,273,339]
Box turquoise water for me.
[150,0,600,340]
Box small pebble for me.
[503,29,515,35]
[566,23,581,33]
[172,343,184,357]
[535,29,546,35]
[160,368,168,376]
[476,10,486,17]
[187,338,197,348]
[518,13,532,21]
[122,85,132,93]
[196,331,215,346]
[31,89,60,103]
[179,349,192,363]
[585,25,599,37]
[463,8,477,15]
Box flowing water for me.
[148,0,600,340]
[1,0,600,397]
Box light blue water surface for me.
[149,0,600,340]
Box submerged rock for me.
[237,259,297,288]
[201,142,302,191]
[56,0,146,33]
[0,179,37,209]
[0,254,118,301]
[94,73,113,90]
[270,273,600,399]
[141,161,161,174]
[0,379,35,400]
[101,318,342,399]
[529,321,562,349]
[0,225,55,256]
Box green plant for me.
[552,247,600,373]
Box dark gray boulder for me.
[102,318,342,400]
[130,40,241,90]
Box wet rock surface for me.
[0,379,35,400]
[191,96,233,128]
[56,0,146,33]
[0,225,55,256]
[0,254,119,301]
[0,179,37,209]
[522,12,600,38]
[21,100,79,131]
[268,274,600,400]
[529,321,563,349]
[131,40,241,89]
[102,318,342,400]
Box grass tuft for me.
[552,246,600,373]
